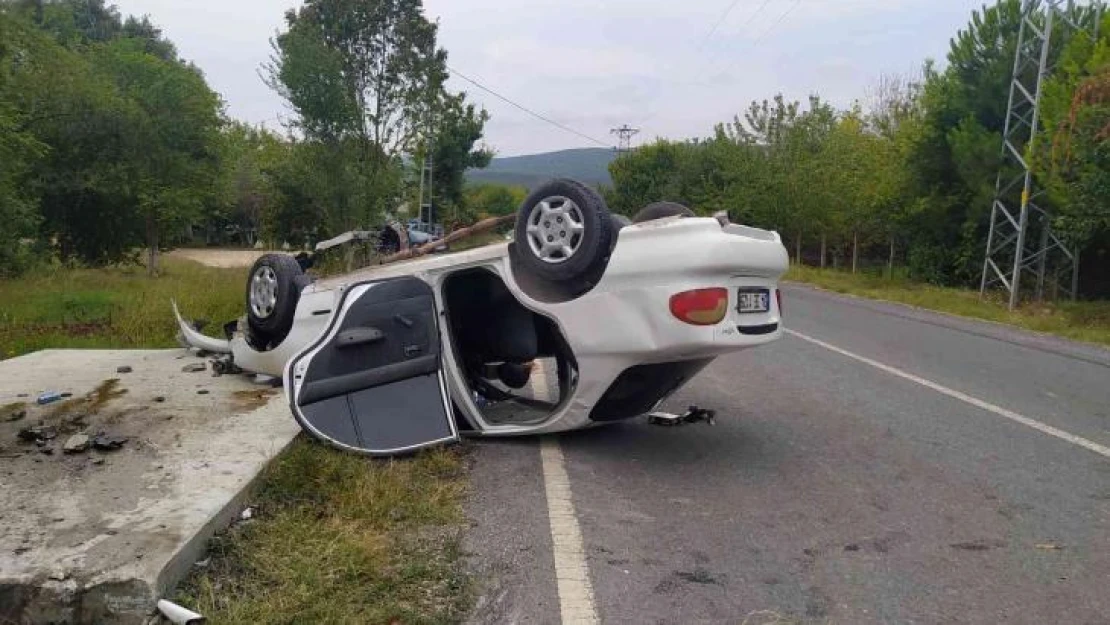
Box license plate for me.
[736,288,770,313]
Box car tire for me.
[513,178,613,284]
[632,201,695,223]
[246,253,309,347]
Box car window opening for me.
[442,268,577,426]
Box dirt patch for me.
[231,389,280,413]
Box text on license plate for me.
[736,289,770,313]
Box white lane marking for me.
[785,329,1110,460]
[541,437,600,624]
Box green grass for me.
[0,260,475,622]
[177,439,472,625]
[786,265,1110,347]
[0,258,243,358]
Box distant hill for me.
[466,148,616,189]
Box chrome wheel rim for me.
[524,195,585,264]
[249,265,278,318]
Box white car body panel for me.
[177,215,789,440]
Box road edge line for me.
[540,437,600,624]
[785,328,1110,460]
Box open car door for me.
[284,277,458,456]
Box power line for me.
[446,65,613,148]
[718,0,802,74]
[696,0,745,51]
[640,0,777,126]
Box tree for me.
[91,38,224,274]
[425,92,492,222]
[268,0,450,227]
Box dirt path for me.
[169,249,291,268]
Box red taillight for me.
[776,288,783,316]
[670,288,728,325]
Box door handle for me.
[334,327,385,348]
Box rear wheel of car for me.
[513,179,613,286]
[246,253,310,347]
[632,201,694,223]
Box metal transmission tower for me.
[611,124,640,153]
[980,0,1098,309]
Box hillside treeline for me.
[607,0,1110,298]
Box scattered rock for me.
[240,507,253,521]
[844,544,860,552]
[211,371,222,378]
[16,393,28,398]
[91,433,128,451]
[48,569,68,581]
[60,392,73,398]
[194,557,211,568]
[182,363,207,373]
[38,447,54,455]
[18,424,57,443]
[197,389,210,395]
[91,458,104,465]
[116,365,133,374]
[153,396,166,403]
[63,434,91,454]
[3,408,26,422]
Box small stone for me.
[182,363,206,373]
[91,433,128,451]
[63,434,90,454]
[105,529,118,536]
[194,557,211,568]
[240,507,253,521]
[116,365,133,374]
[153,396,166,403]
[91,458,104,465]
[197,389,209,395]
[844,544,860,552]
[60,392,73,398]
[4,409,26,422]
[39,447,54,455]
[48,569,68,581]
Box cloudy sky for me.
[111,0,986,156]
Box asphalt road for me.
[464,284,1110,625]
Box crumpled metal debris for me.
[647,405,716,427]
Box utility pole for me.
[418,143,433,225]
[610,124,640,154]
[979,0,1100,309]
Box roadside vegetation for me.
[0,257,241,357]
[787,265,1110,347]
[177,439,471,625]
[605,0,1110,305]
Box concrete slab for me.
[0,349,300,624]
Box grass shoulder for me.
[785,265,1110,348]
[177,439,472,624]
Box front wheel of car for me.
[513,178,613,286]
[246,253,310,348]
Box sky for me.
[110,0,987,157]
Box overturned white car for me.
[176,179,788,455]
